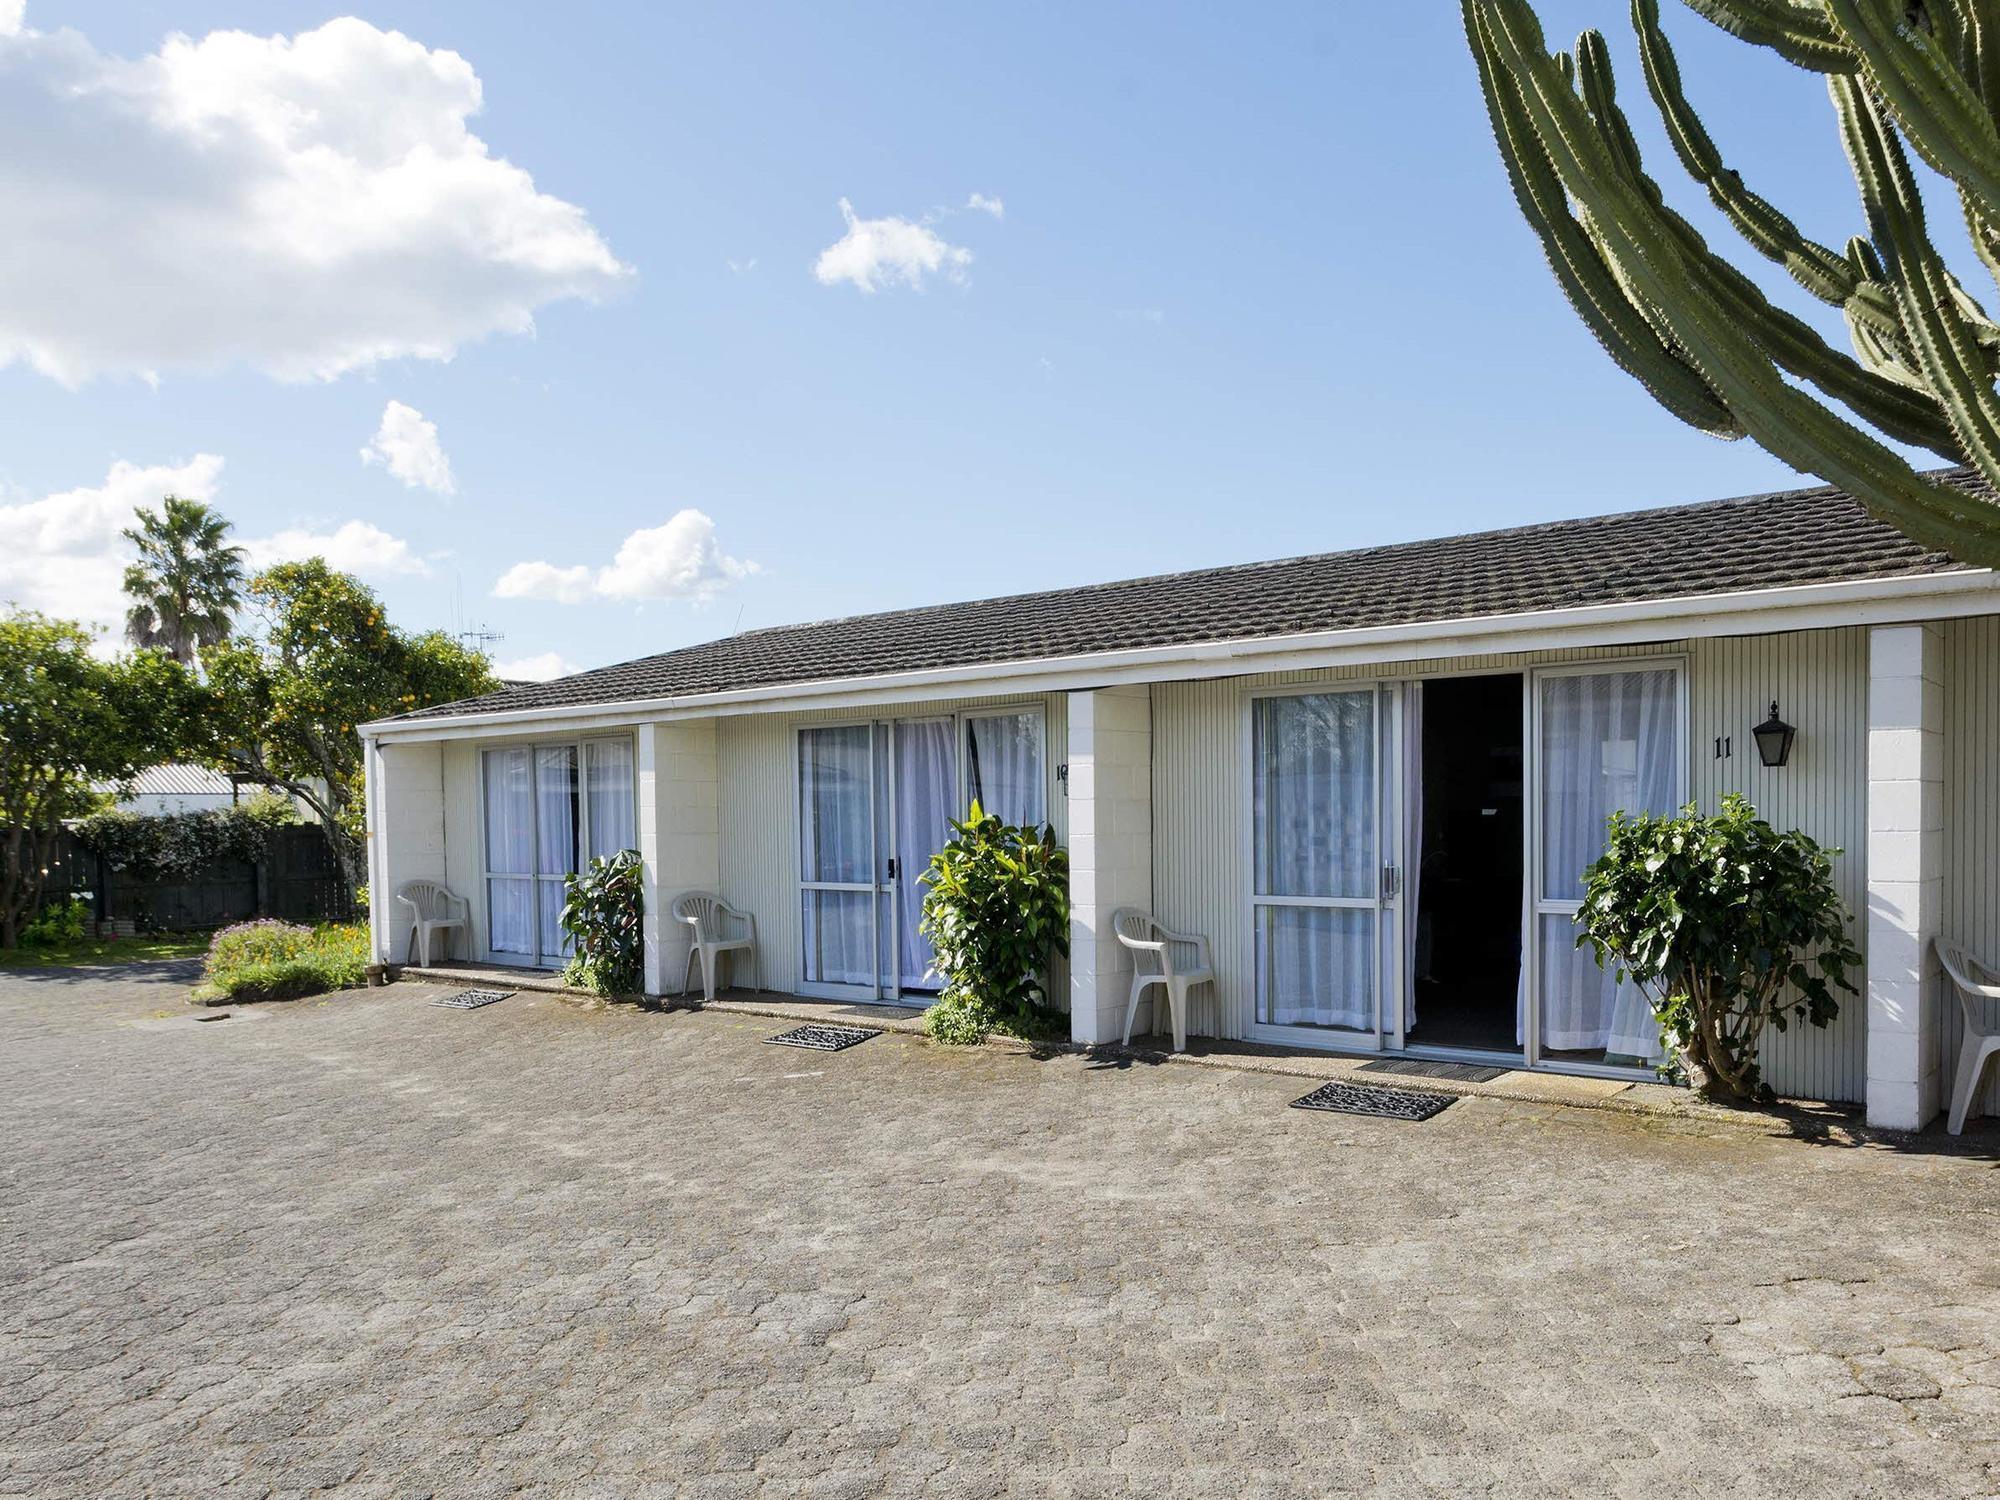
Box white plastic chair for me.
[1112,908,1215,1054]
[672,892,759,1001]
[1938,939,2000,1136]
[395,880,469,968]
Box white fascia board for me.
[361,567,2000,744]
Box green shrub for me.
[918,803,1069,1046]
[22,895,91,948]
[559,848,645,996]
[201,919,368,1003]
[1576,794,1862,1102]
[76,796,299,883]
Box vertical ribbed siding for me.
[716,694,1068,1003]
[1687,628,1870,1104]
[1942,615,2000,1117]
[439,741,484,953]
[1149,633,1870,1101]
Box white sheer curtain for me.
[1536,669,1677,1058]
[966,712,1045,826]
[1251,691,1376,1030]
[483,747,534,956]
[585,739,636,859]
[895,720,957,988]
[799,726,874,987]
[535,746,578,963]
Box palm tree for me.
[121,496,247,665]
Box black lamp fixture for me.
[1752,701,1796,768]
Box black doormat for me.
[433,988,513,1011]
[1357,1058,1508,1084]
[1291,1080,1454,1122]
[766,1024,878,1052]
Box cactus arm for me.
[1473,0,2000,560]
[1836,74,2000,480]
[1676,0,1857,72]
[1464,3,1742,436]
[1574,25,1960,454]
[1824,0,2000,234]
[1634,0,1857,306]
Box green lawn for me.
[0,934,209,969]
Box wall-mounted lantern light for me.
[1752,701,1796,768]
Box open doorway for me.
[1405,673,1524,1053]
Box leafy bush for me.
[22,895,91,948]
[75,795,299,883]
[559,849,645,996]
[1576,794,1862,1102]
[200,919,368,1003]
[918,803,1069,1046]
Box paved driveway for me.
[3,965,1999,1498]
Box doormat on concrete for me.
[1291,1080,1454,1122]
[1357,1058,1507,1084]
[433,989,513,1011]
[766,1024,878,1052]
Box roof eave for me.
[360,565,1998,742]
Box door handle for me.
[886,857,900,881]
[1382,864,1401,898]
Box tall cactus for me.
[1465,0,2000,564]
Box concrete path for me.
[2,965,1998,1497]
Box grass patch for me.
[0,933,209,969]
[195,920,369,1004]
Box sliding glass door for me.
[1249,686,1396,1047]
[797,707,1045,1002]
[1530,663,1684,1067]
[482,736,635,968]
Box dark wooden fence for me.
[33,824,354,931]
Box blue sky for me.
[0,2,1922,679]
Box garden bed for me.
[191,919,369,1005]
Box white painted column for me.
[1866,623,1946,1130]
[1067,686,1152,1045]
[639,719,722,999]
[370,740,445,965]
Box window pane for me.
[483,748,534,876]
[535,746,579,877]
[966,711,1045,826]
[799,726,873,884]
[1255,904,1375,1031]
[1538,914,1663,1062]
[487,877,533,955]
[802,890,873,987]
[1252,692,1375,899]
[540,879,573,965]
[584,739,635,861]
[1538,669,1678,902]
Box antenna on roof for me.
[731,604,746,635]
[458,623,505,652]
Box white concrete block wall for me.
[1067,686,1152,1044]
[641,720,722,996]
[368,740,445,965]
[1866,623,1946,1130]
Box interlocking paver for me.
[2,961,1999,1496]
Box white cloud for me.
[0,14,629,386]
[244,520,430,578]
[966,192,1004,219]
[492,650,580,682]
[360,400,455,495]
[0,454,225,629]
[727,257,757,275]
[813,199,971,293]
[494,509,755,605]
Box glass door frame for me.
[478,733,637,969]
[793,704,1050,1005]
[1522,656,1689,1076]
[1240,680,1404,1053]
